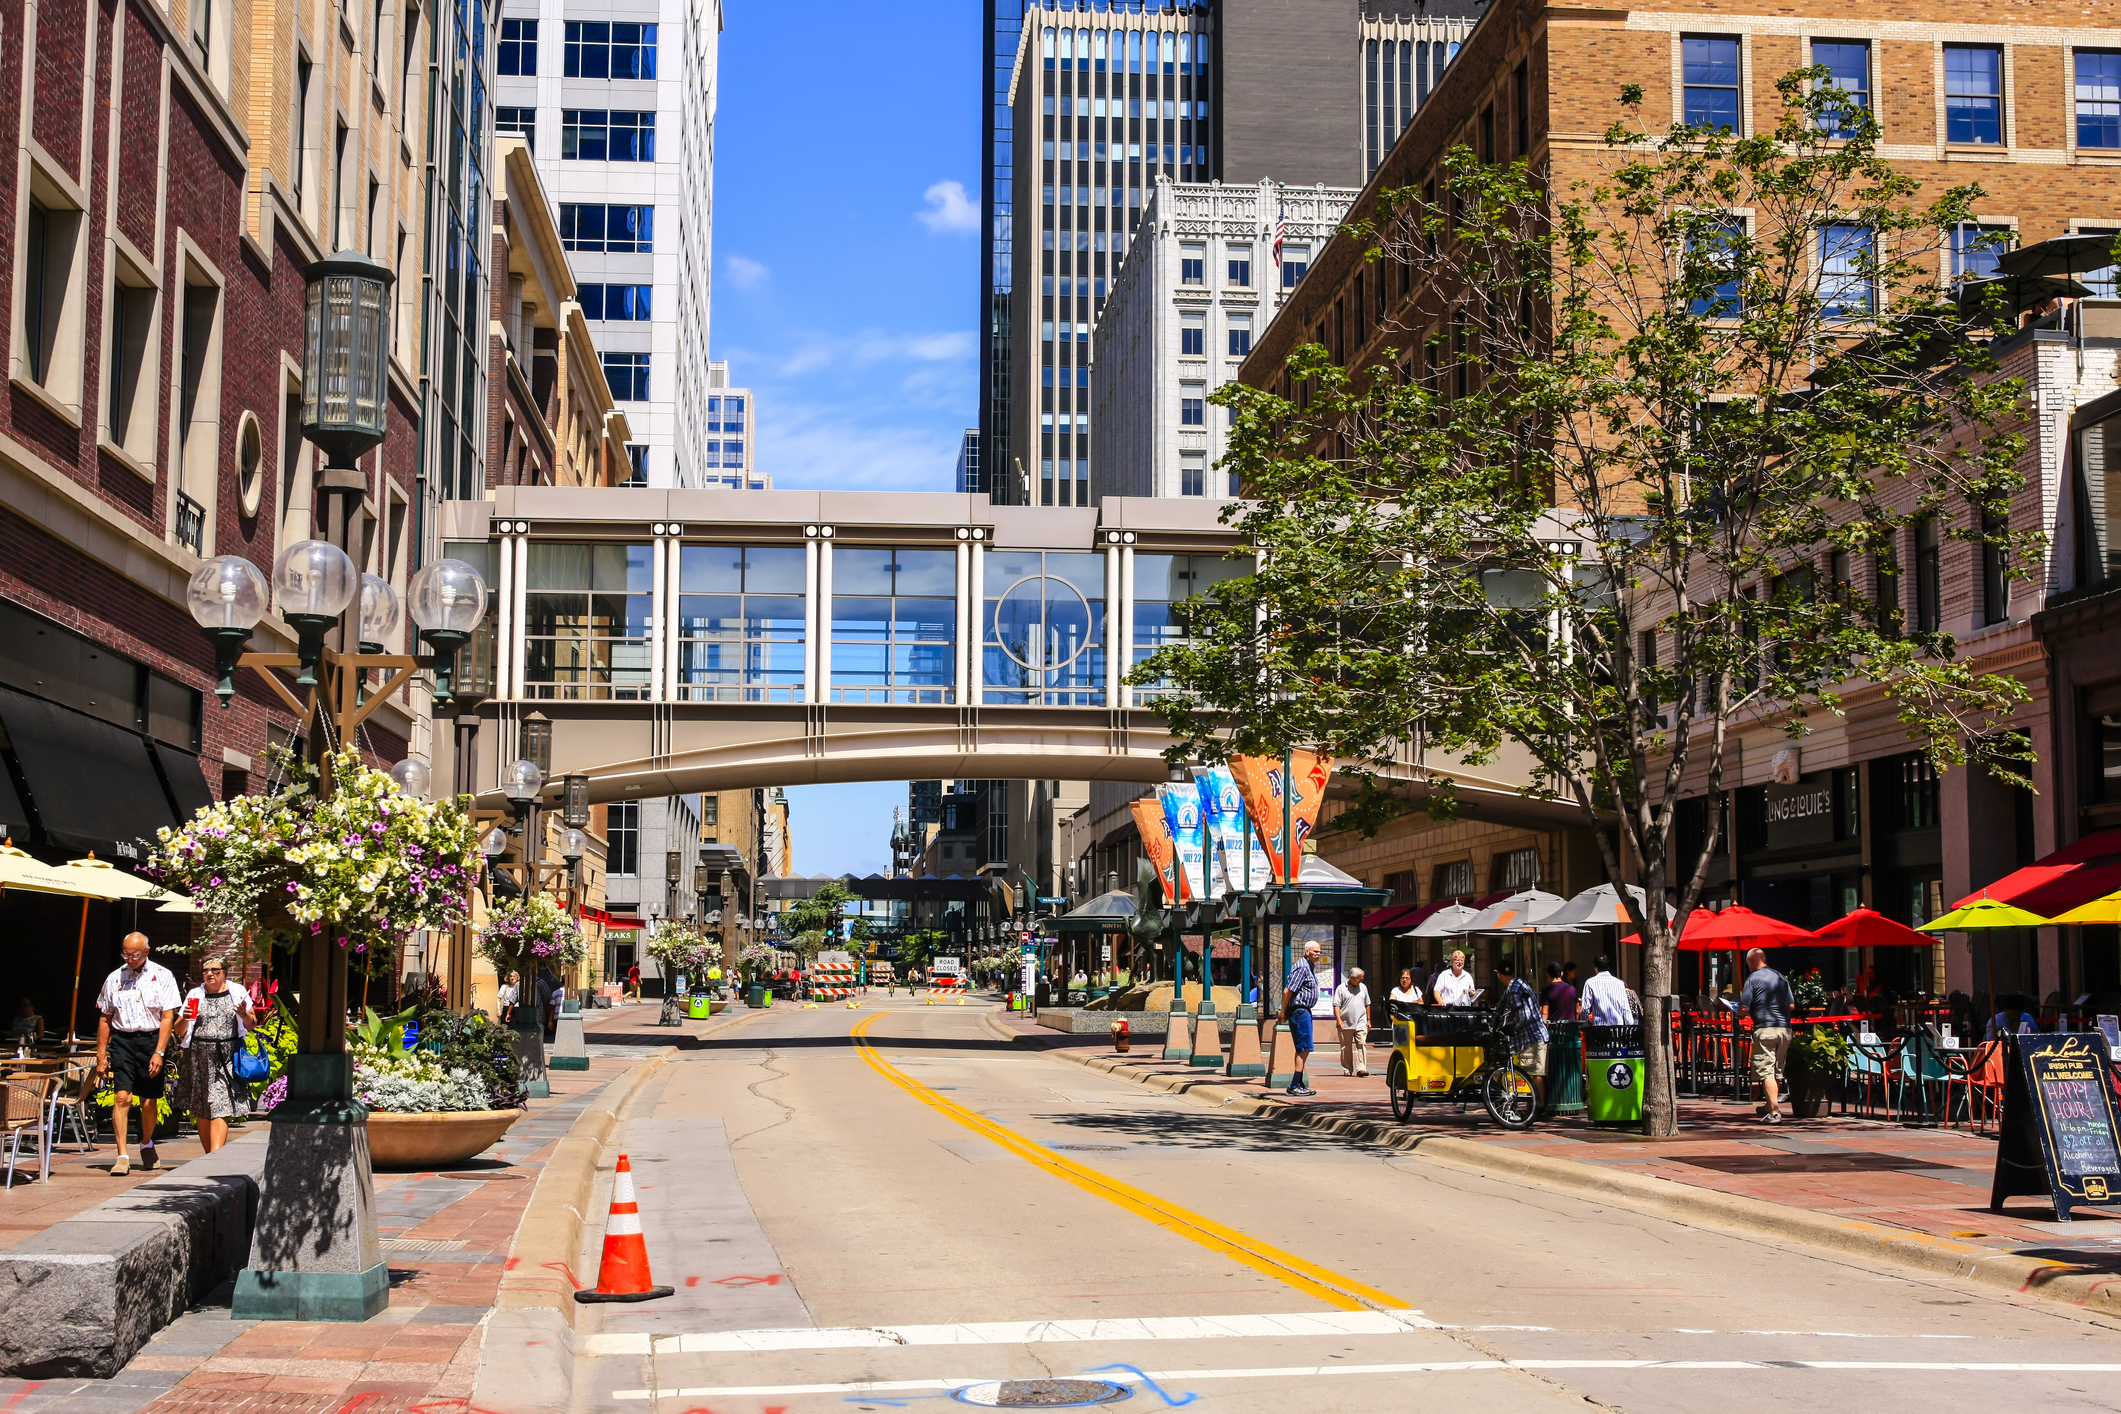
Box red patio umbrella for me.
[1809,907,1930,948]
[1624,903,1815,950]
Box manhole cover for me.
[1052,1144,1125,1152]
[951,1379,1131,1407]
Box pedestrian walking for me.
[1541,961,1577,1023]
[1389,967,1423,1017]
[1431,950,1477,1006]
[1334,968,1372,1076]
[93,932,180,1175]
[537,966,561,1039]
[498,971,520,1023]
[626,963,641,1003]
[1580,955,1634,1025]
[1741,946,1795,1124]
[1494,958,1549,1111]
[175,956,256,1154]
[1283,940,1323,1096]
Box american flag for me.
[1272,204,1286,268]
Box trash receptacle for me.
[1546,1021,1586,1116]
[686,994,712,1020]
[746,984,767,1009]
[1584,1023,1646,1124]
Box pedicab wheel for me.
[1387,1054,1414,1124]
[1483,1063,1539,1130]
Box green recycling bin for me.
[1584,1023,1646,1125]
[686,994,712,1020]
[746,984,769,1008]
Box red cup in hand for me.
[186,997,199,1018]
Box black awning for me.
[0,686,178,861]
[0,737,27,841]
[152,741,215,821]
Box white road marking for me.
[586,1308,1441,1358]
[609,1359,2121,1399]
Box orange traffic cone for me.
[573,1155,674,1303]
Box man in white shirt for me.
[94,932,180,1175]
[1334,969,1373,1076]
[1581,954,1635,1026]
[1431,950,1478,1007]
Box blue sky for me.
[713,2,983,874]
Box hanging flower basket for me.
[477,893,589,978]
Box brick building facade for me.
[1240,0,2121,1005]
[0,0,428,1031]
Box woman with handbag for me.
[175,956,257,1153]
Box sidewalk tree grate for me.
[378,1237,470,1251]
[951,1378,1132,1406]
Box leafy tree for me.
[1137,71,2036,1136]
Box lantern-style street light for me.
[301,251,395,477]
[502,759,544,817]
[186,556,271,704]
[356,574,400,656]
[274,540,359,685]
[562,773,591,829]
[408,558,487,706]
[387,756,432,799]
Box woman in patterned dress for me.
[176,957,256,1153]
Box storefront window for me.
[831,549,957,703]
[676,546,806,701]
[523,543,652,699]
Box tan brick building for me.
[1241,1,2121,1004]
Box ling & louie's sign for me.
[1762,775,1836,850]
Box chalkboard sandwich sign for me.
[1990,1033,2121,1221]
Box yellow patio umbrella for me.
[1919,894,2053,1019]
[2046,890,2121,925]
[0,846,136,1044]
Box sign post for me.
[1989,1033,2121,1220]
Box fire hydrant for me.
[1112,1018,1131,1053]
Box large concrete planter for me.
[365,1109,523,1169]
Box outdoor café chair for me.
[1846,1037,1890,1118]
[1952,1040,2008,1136]
[3,1074,57,1188]
[45,1065,96,1154]
[1889,1031,1951,1123]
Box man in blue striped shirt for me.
[1283,941,1322,1097]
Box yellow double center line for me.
[851,1014,1410,1313]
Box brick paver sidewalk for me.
[0,1002,723,1414]
[989,1010,2121,1271]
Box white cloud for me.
[915,179,979,235]
[725,254,769,289]
[765,328,974,378]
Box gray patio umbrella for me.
[1534,882,1675,931]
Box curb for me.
[977,1008,2121,1320]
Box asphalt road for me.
[561,996,2121,1414]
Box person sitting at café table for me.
[1987,993,2042,1041]
[1430,950,1478,1007]
[10,996,42,1044]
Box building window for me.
[1180,454,1205,497]
[1682,35,1742,132]
[2098,715,2121,803]
[1818,222,1874,319]
[2077,50,2121,148]
[983,550,1106,706]
[1228,245,1251,286]
[1812,40,1869,137]
[1432,858,1476,900]
[496,106,535,150]
[1492,847,1541,892]
[498,17,536,76]
[1951,223,2012,284]
[1915,516,1942,632]
[523,543,654,700]
[1129,552,1249,702]
[624,444,648,485]
[607,801,639,875]
[580,283,653,321]
[1180,314,1203,356]
[830,548,958,704]
[559,203,653,251]
[1944,45,2003,145]
[603,352,650,401]
[1228,315,1252,357]
[1180,242,1204,285]
[564,21,657,80]
[707,394,746,432]
[104,276,156,462]
[1891,753,1940,829]
[1689,216,1745,316]
[1179,382,1205,425]
[1982,508,2010,626]
[1281,244,1310,288]
[677,545,807,702]
[562,110,655,162]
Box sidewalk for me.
[986,1010,2121,1274]
[0,1001,727,1414]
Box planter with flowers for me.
[353,1009,527,1167]
[477,893,588,1094]
[645,919,715,1025]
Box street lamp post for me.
[499,759,552,1099]
[185,250,490,1324]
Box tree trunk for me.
[1640,938,1677,1137]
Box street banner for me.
[1192,764,1273,897]
[1156,782,1208,904]
[1131,798,1180,904]
[1228,751,1336,885]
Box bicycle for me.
[1383,1005,1541,1131]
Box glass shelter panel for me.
[983,550,1105,705]
[831,549,958,703]
[522,543,653,699]
[676,546,806,701]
